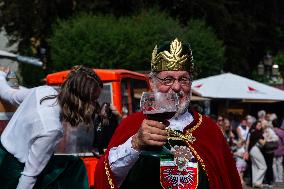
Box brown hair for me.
[41,65,103,126]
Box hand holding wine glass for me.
[132,92,178,157]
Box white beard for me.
[174,91,190,118]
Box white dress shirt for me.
[109,111,193,186]
[0,71,63,189]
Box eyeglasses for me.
[155,76,191,86]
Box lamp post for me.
[257,62,264,75]
[257,52,282,84]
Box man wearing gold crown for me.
[94,39,242,189]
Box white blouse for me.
[0,71,63,189]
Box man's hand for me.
[131,119,168,151]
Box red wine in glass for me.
[140,92,178,158]
[145,111,176,123]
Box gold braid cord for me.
[186,143,208,176]
[166,113,208,175]
[151,38,192,71]
[104,159,115,188]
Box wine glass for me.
[140,92,179,158]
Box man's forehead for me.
[157,71,190,77]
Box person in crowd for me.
[258,110,267,122]
[236,118,249,143]
[246,115,255,130]
[0,65,103,189]
[268,113,277,122]
[261,120,279,188]
[234,139,247,185]
[94,38,242,189]
[93,102,122,155]
[246,120,267,188]
[221,117,235,148]
[216,115,224,128]
[272,118,284,183]
[228,112,242,135]
[281,118,284,130]
[237,115,250,187]
[242,115,255,186]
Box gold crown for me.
[151,38,193,72]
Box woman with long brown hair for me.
[0,65,102,189]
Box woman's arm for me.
[16,129,63,189]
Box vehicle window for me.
[97,82,112,106]
[121,78,148,115]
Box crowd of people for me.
[216,110,284,188]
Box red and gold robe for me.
[94,110,242,189]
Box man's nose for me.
[171,80,182,92]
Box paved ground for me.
[243,182,284,189]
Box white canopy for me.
[192,73,284,101]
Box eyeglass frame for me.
[154,75,192,86]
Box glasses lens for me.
[163,78,174,85]
[179,77,190,85]
[156,76,190,86]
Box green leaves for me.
[49,10,224,79]
[184,20,224,79]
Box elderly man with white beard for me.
[94,38,242,189]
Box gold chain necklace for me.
[166,113,202,143]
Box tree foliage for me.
[184,20,224,79]
[49,10,224,79]
[0,0,75,86]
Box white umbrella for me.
[192,73,284,101]
[0,50,43,67]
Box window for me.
[97,82,112,106]
[121,78,148,115]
